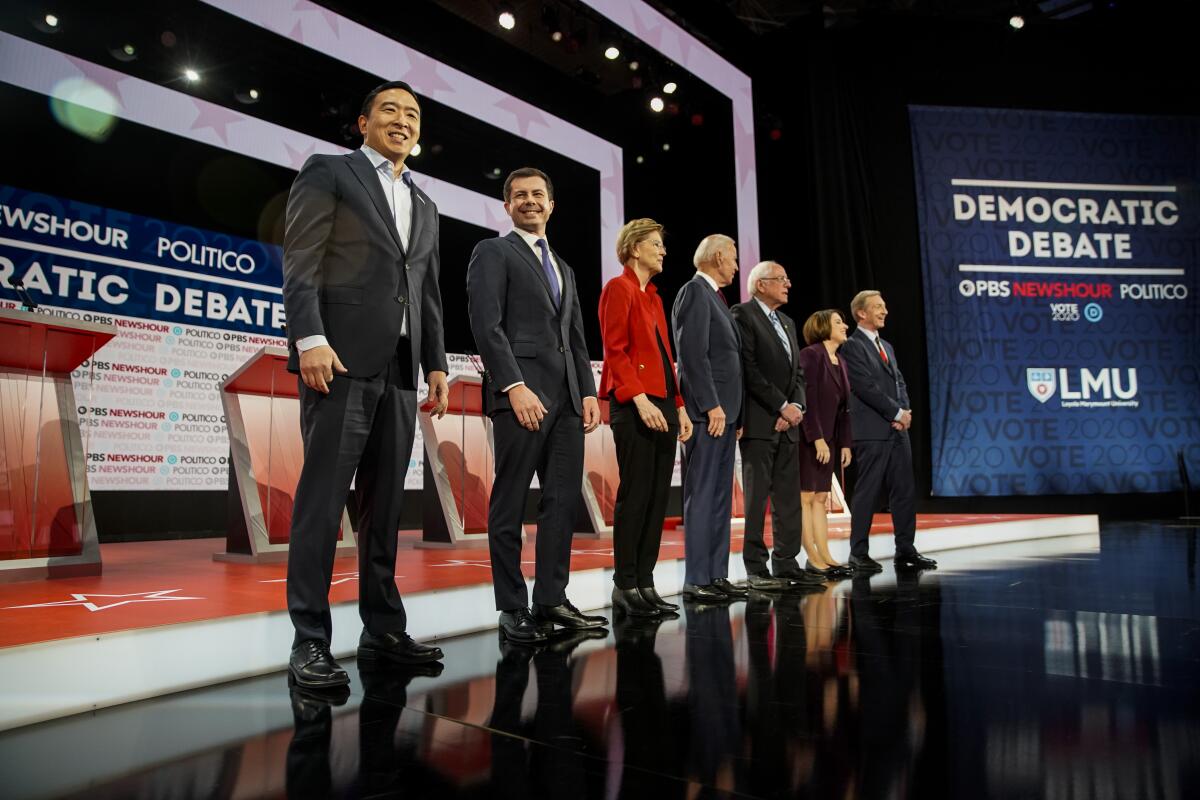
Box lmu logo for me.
[1027,367,1138,404]
[1026,369,1056,403]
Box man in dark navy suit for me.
[841,290,937,572]
[466,168,606,642]
[672,234,747,601]
[282,81,449,689]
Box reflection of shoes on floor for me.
[613,614,666,645]
[545,627,608,654]
[288,640,350,690]
[777,573,826,591]
[289,683,349,722]
[710,578,749,598]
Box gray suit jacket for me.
[841,327,909,441]
[465,231,596,416]
[281,150,447,382]
[671,275,743,426]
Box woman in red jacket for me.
[797,310,854,578]
[599,218,694,617]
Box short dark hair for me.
[360,80,419,119]
[503,167,554,202]
[803,309,845,345]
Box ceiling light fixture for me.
[649,96,664,113]
[604,46,620,60]
[498,10,516,31]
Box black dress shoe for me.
[711,577,749,598]
[289,639,350,689]
[638,586,679,612]
[682,583,727,601]
[848,554,883,573]
[805,561,834,578]
[746,573,786,591]
[532,599,608,630]
[826,563,856,578]
[895,552,938,570]
[612,587,661,618]
[499,608,548,642]
[357,630,444,665]
[778,574,828,593]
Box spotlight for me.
[635,155,644,164]
[1009,15,1025,29]
[235,88,260,104]
[410,143,422,157]
[183,68,200,82]
[661,142,670,152]
[649,96,664,113]
[551,30,563,42]
[663,81,677,94]
[109,42,137,62]
[629,60,639,71]
[34,12,61,33]
[498,10,516,31]
[249,88,259,100]
[604,46,620,60]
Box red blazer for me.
[598,266,684,407]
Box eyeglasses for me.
[759,276,791,286]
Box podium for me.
[216,346,355,563]
[578,399,620,537]
[0,308,115,581]
[418,374,494,547]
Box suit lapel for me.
[348,150,404,254]
[505,231,558,309]
[408,181,429,254]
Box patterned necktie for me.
[769,311,791,358]
[875,336,889,366]
[535,238,561,308]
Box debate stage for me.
[0,511,1097,731]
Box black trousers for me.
[739,435,804,577]
[849,431,917,557]
[286,351,416,646]
[487,379,583,611]
[609,397,678,590]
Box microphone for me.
[462,348,486,377]
[12,280,39,311]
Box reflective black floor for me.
[3,522,1199,799]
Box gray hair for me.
[692,234,734,269]
[850,289,882,323]
[746,260,781,297]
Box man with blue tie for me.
[731,261,825,591]
[672,234,747,601]
[842,290,937,572]
[466,168,607,642]
[282,81,450,689]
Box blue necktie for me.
[769,311,791,358]
[535,238,561,308]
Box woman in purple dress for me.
[797,310,854,578]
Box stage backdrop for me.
[909,107,1199,496]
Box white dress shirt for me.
[858,328,906,421]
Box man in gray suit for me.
[282,81,449,689]
[466,167,606,643]
[672,234,747,601]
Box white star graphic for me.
[4,589,204,612]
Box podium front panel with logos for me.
[0,309,115,580]
[217,346,355,563]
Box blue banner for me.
[909,107,1200,495]
[0,184,284,336]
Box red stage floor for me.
[0,514,1062,650]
